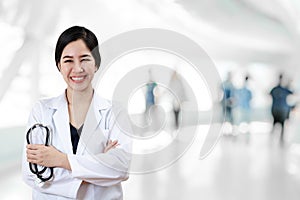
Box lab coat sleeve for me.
[22,101,82,199]
[68,107,132,186]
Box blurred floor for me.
[123,121,300,200]
[0,162,31,200]
[1,122,300,200]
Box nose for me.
[73,61,83,73]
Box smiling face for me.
[58,39,97,93]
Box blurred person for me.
[145,69,157,112]
[22,26,131,200]
[234,75,252,133]
[221,72,236,126]
[270,73,293,143]
[168,70,186,129]
[286,79,297,120]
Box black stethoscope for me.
[26,123,54,185]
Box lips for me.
[70,75,86,83]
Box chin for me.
[69,84,90,92]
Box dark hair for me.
[55,26,101,71]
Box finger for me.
[27,154,39,163]
[106,139,112,145]
[27,158,37,163]
[27,154,38,161]
[109,142,119,149]
[107,143,115,148]
[26,149,42,158]
[26,144,37,150]
[112,143,120,148]
[27,144,45,150]
[26,149,38,155]
[27,158,43,166]
[107,140,118,147]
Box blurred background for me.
[1,0,300,199]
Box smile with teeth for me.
[70,76,86,82]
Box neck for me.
[66,87,94,106]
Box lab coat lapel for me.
[76,94,105,155]
[52,94,73,154]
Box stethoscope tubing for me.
[26,123,54,182]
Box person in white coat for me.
[22,26,132,200]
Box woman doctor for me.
[22,26,132,199]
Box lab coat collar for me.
[44,90,111,111]
[45,91,111,154]
[92,92,112,111]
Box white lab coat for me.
[22,92,132,200]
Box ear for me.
[58,63,61,71]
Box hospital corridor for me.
[1,121,300,199]
[1,0,300,199]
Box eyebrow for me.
[62,54,92,59]
[80,54,91,58]
[62,55,73,59]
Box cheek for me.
[60,67,70,77]
[87,65,97,74]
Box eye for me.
[63,60,73,63]
[81,59,91,62]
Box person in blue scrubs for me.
[270,73,293,143]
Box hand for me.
[104,140,119,153]
[26,144,69,169]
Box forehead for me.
[62,39,91,56]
